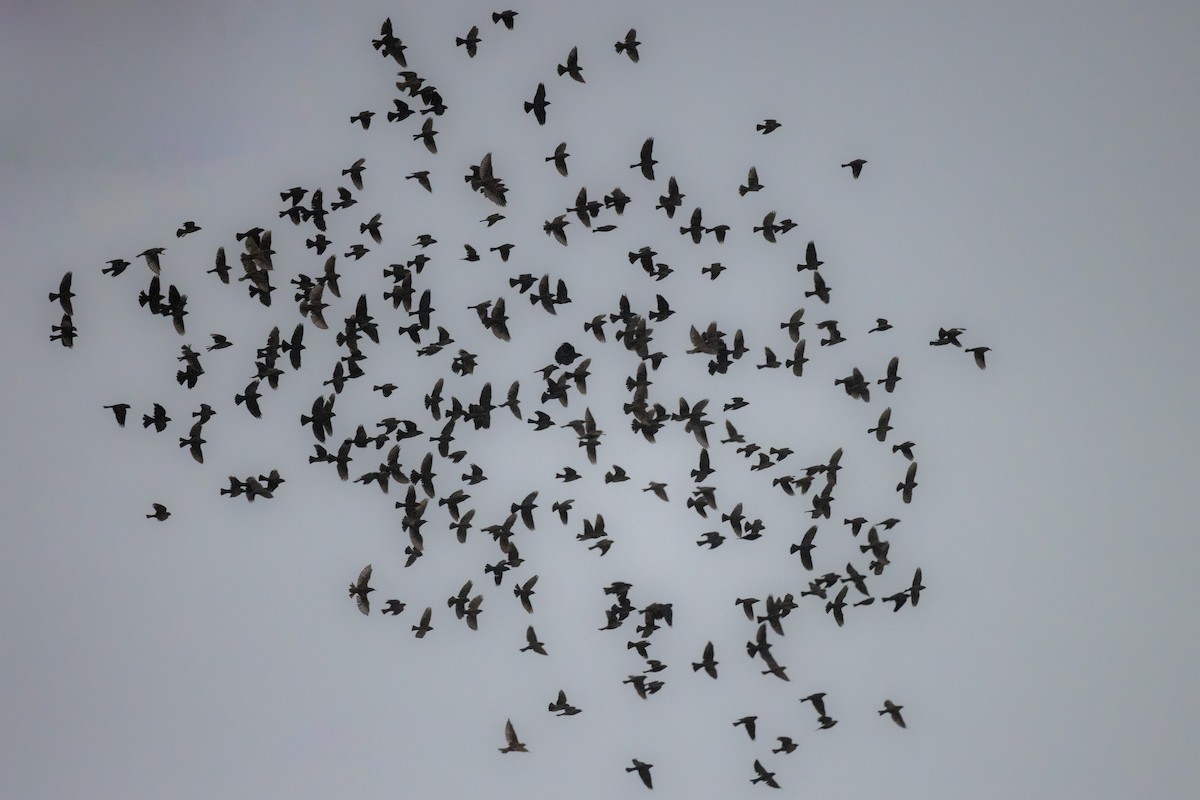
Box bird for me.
[406,171,431,192]
[773,737,798,754]
[382,600,405,615]
[499,719,527,753]
[733,716,757,740]
[521,625,548,655]
[175,221,200,237]
[692,641,718,678]
[739,166,763,196]
[412,606,433,637]
[966,346,991,369]
[869,407,893,441]
[869,318,893,333]
[615,28,640,62]
[631,137,656,180]
[146,503,170,521]
[414,117,438,153]
[492,10,517,29]
[878,356,901,393]
[349,564,374,615]
[842,158,867,178]
[757,119,781,134]
[524,82,549,125]
[547,142,570,176]
[557,46,585,83]
[102,258,130,277]
[138,247,166,275]
[456,25,481,57]
[513,575,538,613]
[751,760,780,788]
[880,699,907,728]
[49,272,75,316]
[790,526,817,570]
[350,110,374,128]
[897,462,918,503]
[342,158,366,191]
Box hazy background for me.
[4,1,1200,798]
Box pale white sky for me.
[5,2,1200,798]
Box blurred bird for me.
[842,158,867,178]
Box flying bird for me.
[880,699,907,728]
[499,719,527,753]
[615,28,640,62]
[631,137,656,180]
[524,83,549,125]
[842,158,867,178]
[627,759,653,789]
[349,564,374,615]
[557,46,585,83]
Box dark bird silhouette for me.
[49,272,75,316]
[102,258,130,277]
[350,111,374,128]
[842,158,867,178]
[146,503,170,521]
[869,407,893,442]
[557,46,585,82]
[805,271,831,304]
[337,157,365,191]
[412,606,433,637]
[414,117,438,153]
[897,462,918,503]
[615,28,640,62]
[773,737,798,754]
[869,318,892,333]
[142,403,170,432]
[525,82,549,125]
[800,692,827,717]
[692,641,718,678]
[930,326,966,347]
[493,10,517,29]
[456,25,481,57]
[757,119,781,134]
[751,760,780,788]
[632,137,656,180]
[382,600,405,615]
[499,719,527,753]
[175,221,200,237]
[138,247,165,275]
[656,176,684,218]
[522,625,548,655]
[514,575,538,613]
[626,759,653,789]
[880,699,906,728]
[103,403,130,426]
[966,346,990,369]
[349,564,373,615]
[733,716,758,740]
[179,421,206,463]
[547,142,570,176]
[878,356,901,393]
[738,166,763,196]
[790,525,817,570]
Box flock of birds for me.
[47,11,990,791]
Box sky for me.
[5,1,1200,798]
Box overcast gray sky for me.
[5,2,1200,798]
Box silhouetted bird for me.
[880,699,906,728]
[456,25,481,57]
[751,760,780,788]
[692,641,718,678]
[176,221,200,237]
[557,46,585,82]
[632,137,656,180]
[350,111,374,128]
[499,719,527,753]
[525,82,549,125]
[757,119,781,134]
[349,564,373,615]
[842,158,867,178]
[897,462,918,503]
[966,346,990,369]
[49,272,74,316]
[493,10,517,29]
[615,28,640,62]
[733,716,757,740]
[146,503,170,521]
